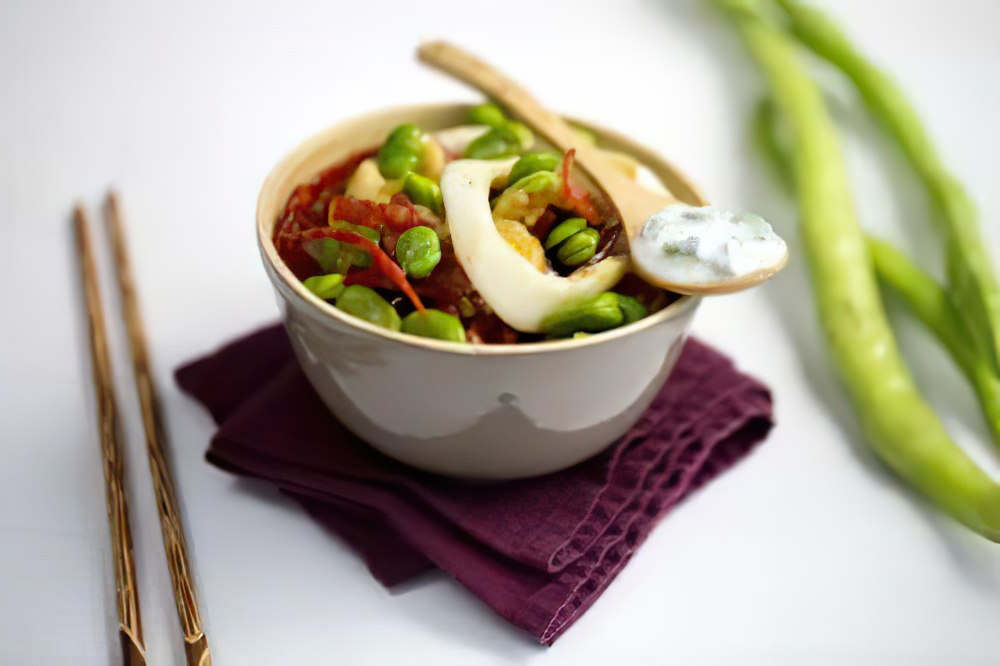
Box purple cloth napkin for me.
[176,324,773,644]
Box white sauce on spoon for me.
[631,204,787,286]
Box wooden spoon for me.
[417,41,787,295]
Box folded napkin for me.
[176,325,773,644]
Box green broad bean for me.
[509,169,559,194]
[342,244,372,269]
[505,121,534,150]
[544,217,587,250]
[303,238,371,273]
[335,285,401,331]
[615,294,647,324]
[465,104,534,149]
[302,273,345,300]
[401,309,467,343]
[491,170,560,222]
[303,238,345,273]
[508,152,561,188]
[402,172,443,214]
[556,227,600,266]
[377,123,425,179]
[330,219,380,243]
[467,103,507,127]
[395,225,441,278]
[457,296,476,319]
[464,126,521,160]
[540,292,624,337]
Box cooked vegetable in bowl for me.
[272,103,678,344]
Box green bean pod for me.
[868,239,1000,448]
[720,0,1000,540]
[750,99,795,192]
[753,94,1000,448]
[776,0,1000,374]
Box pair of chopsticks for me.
[75,194,211,666]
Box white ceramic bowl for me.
[257,103,704,480]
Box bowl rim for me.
[257,102,705,357]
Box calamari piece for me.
[441,158,627,332]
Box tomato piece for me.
[559,149,601,225]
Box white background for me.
[3,1,999,664]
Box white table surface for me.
[3,1,999,663]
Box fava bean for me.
[544,217,587,250]
[303,237,371,272]
[328,220,378,269]
[464,126,521,160]
[467,102,507,127]
[402,172,443,214]
[303,238,345,273]
[457,296,476,318]
[508,152,561,187]
[505,121,534,150]
[615,293,647,324]
[377,123,425,179]
[395,225,442,278]
[465,104,533,147]
[509,169,559,194]
[302,273,345,300]
[335,285,401,331]
[329,219,380,243]
[540,292,624,337]
[401,309,467,342]
[556,227,599,266]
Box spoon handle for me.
[417,41,629,208]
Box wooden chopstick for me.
[73,205,148,666]
[104,192,212,666]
